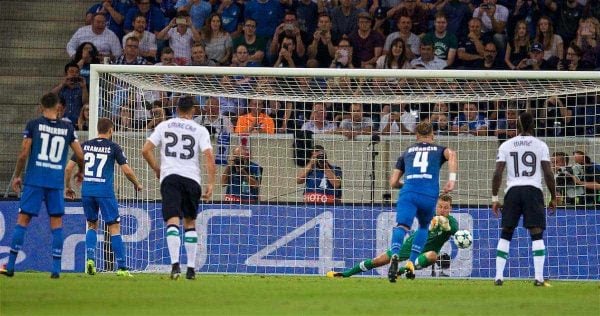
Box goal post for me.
[89,64,600,279]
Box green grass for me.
[1,273,599,316]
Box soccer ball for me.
[453,230,473,249]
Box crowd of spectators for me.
[60,0,599,136]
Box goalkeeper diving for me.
[327,194,458,278]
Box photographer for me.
[296,145,342,204]
[572,151,600,206]
[273,35,305,67]
[50,61,88,124]
[221,146,262,203]
[552,152,584,206]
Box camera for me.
[175,18,186,25]
[69,77,81,83]
[481,4,491,9]
[283,23,295,32]
[282,43,289,50]
[525,58,536,66]
[316,152,327,169]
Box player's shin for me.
[531,232,546,283]
[51,228,63,275]
[85,229,97,261]
[408,228,428,265]
[7,224,27,272]
[390,226,408,256]
[110,234,127,270]
[166,225,181,264]
[343,259,375,277]
[184,229,198,269]
[495,233,512,281]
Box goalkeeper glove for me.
[437,216,451,231]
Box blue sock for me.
[51,228,63,275]
[409,227,429,263]
[7,225,27,271]
[390,227,407,256]
[85,229,97,261]
[110,234,126,270]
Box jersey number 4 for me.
[509,151,537,177]
[413,152,429,173]
[164,132,196,160]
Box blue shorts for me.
[19,185,64,217]
[82,196,120,225]
[396,192,437,228]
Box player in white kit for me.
[491,111,557,287]
[142,96,216,280]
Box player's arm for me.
[64,159,78,199]
[141,140,160,179]
[202,148,216,200]
[389,168,404,189]
[491,161,505,217]
[70,141,85,181]
[120,164,143,191]
[443,148,457,193]
[12,138,32,193]
[541,160,558,213]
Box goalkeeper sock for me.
[184,229,198,269]
[495,238,510,281]
[110,234,126,270]
[85,229,97,261]
[390,227,407,256]
[408,227,428,263]
[166,225,181,264]
[7,224,27,271]
[415,253,430,269]
[51,228,63,275]
[342,259,375,277]
[532,239,546,282]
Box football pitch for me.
[1,273,598,316]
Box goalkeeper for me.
[327,194,458,278]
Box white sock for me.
[184,230,198,269]
[532,239,546,282]
[495,238,510,281]
[166,226,181,264]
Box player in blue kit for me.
[65,118,142,276]
[1,93,84,278]
[387,121,457,282]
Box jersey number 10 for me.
[37,132,65,163]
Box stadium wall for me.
[0,201,597,279]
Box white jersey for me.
[496,135,550,192]
[148,117,212,185]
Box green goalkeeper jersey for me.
[388,215,459,260]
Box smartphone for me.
[284,23,295,31]
[176,18,186,25]
[525,59,535,66]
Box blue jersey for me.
[23,117,77,189]
[395,142,447,198]
[304,165,343,199]
[79,138,128,197]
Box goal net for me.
[89,65,600,279]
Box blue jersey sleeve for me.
[395,154,405,172]
[113,143,128,166]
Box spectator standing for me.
[437,0,473,39]
[67,13,123,59]
[422,13,458,68]
[292,0,320,36]
[122,13,158,62]
[124,0,167,34]
[50,62,89,124]
[86,0,130,39]
[244,0,285,39]
[473,0,509,50]
[307,13,338,68]
[232,18,267,66]
[545,0,584,46]
[269,11,308,63]
[201,13,234,65]
[175,0,211,30]
[330,0,360,38]
[72,42,101,90]
[216,0,242,35]
[157,13,202,65]
[348,13,385,68]
[505,20,532,70]
[383,14,420,60]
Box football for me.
[453,230,473,249]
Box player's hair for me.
[177,96,195,112]
[40,92,59,109]
[517,111,535,134]
[438,193,452,204]
[415,121,433,136]
[97,117,114,134]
